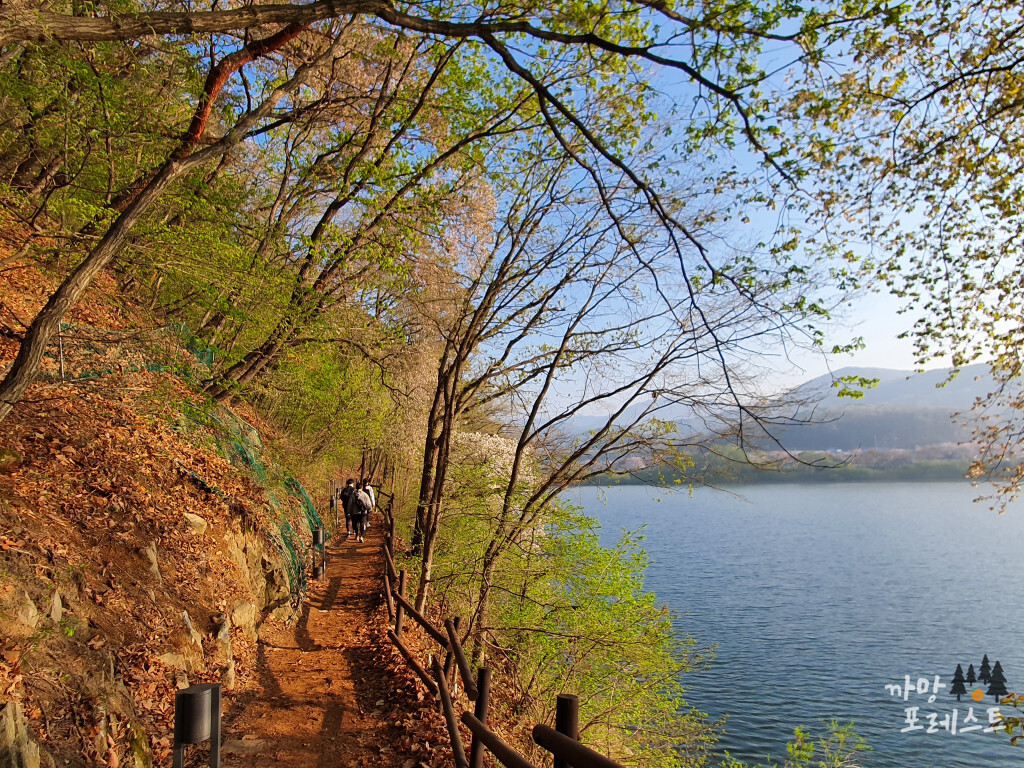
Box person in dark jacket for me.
[339,478,357,537]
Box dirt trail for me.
[219,523,414,768]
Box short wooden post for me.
[468,667,491,768]
[394,569,407,638]
[553,693,579,768]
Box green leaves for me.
[488,502,716,767]
[721,721,869,768]
[765,0,1024,504]
[831,373,878,400]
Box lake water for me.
[569,483,1024,768]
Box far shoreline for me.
[584,459,974,487]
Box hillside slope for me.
[0,260,337,766]
[791,364,991,410]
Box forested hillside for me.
[771,365,988,450]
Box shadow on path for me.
[219,525,406,768]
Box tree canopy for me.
[769,0,1024,502]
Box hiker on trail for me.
[352,484,372,542]
[362,479,375,531]
[339,478,357,538]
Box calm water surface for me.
[570,482,1024,768]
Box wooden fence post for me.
[395,569,407,638]
[443,616,460,682]
[444,618,478,700]
[468,667,491,768]
[383,571,395,621]
[388,501,396,556]
[553,694,579,768]
[431,657,469,768]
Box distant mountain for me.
[561,364,995,453]
[764,364,994,451]
[790,364,993,410]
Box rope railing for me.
[377,498,629,768]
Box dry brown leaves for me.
[0,362,281,767]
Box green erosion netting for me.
[182,403,329,602]
[36,322,215,383]
[277,520,308,600]
[285,475,325,536]
[174,323,216,369]
[31,318,324,603]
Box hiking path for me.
[219,523,420,768]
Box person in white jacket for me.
[352,485,372,542]
[361,479,375,531]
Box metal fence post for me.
[312,527,325,579]
[172,683,222,768]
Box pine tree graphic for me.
[979,655,992,685]
[966,664,977,686]
[988,661,1008,703]
[950,664,968,701]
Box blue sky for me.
[777,286,955,389]
[819,291,917,370]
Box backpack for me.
[355,489,372,515]
[339,485,355,511]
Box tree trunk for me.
[470,579,491,667]
[413,488,450,613]
[0,156,195,422]
[469,541,503,667]
[198,289,227,328]
[105,23,307,214]
[0,137,31,184]
[0,35,334,423]
[10,147,45,189]
[203,317,294,401]
[411,430,439,553]
[26,154,65,197]
[415,527,437,614]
